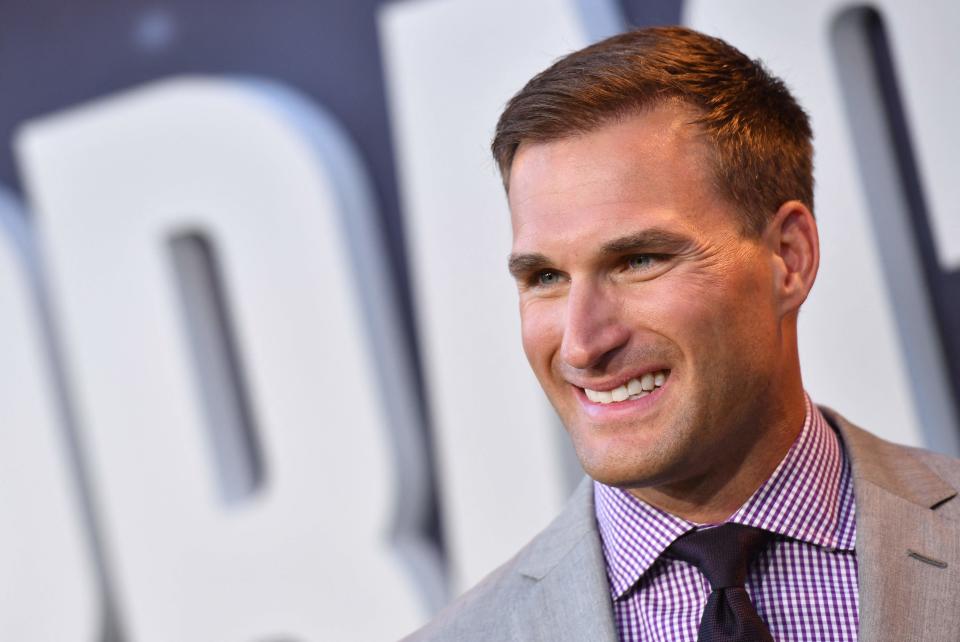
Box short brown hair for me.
[492,26,813,235]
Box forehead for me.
[507,104,724,251]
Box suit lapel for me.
[828,409,960,641]
[510,478,619,642]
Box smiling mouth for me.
[582,370,670,404]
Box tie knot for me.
[668,523,771,589]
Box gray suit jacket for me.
[404,409,960,641]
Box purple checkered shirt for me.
[594,396,858,641]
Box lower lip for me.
[575,379,669,419]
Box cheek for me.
[624,279,717,344]
[519,299,564,371]
[629,270,767,364]
[685,271,779,366]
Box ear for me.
[763,200,820,316]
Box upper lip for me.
[567,366,670,392]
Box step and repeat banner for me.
[2,0,958,639]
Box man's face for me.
[507,104,786,493]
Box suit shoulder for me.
[827,406,960,483]
[400,478,599,641]
[902,444,960,490]
[400,547,532,641]
[820,405,960,517]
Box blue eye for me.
[627,255,655,270]
[537,271,561,286]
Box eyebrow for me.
[507,228,693,279]
[599,228,694,255]
[507,252,551,279]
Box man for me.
[405,26,960,641]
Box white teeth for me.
[584,370,670,404]
[640,372,655,391]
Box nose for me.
[559,281,630,370]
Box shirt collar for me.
[594,395,856,600]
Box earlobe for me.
[765,200,820,314]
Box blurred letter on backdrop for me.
[16,77,428,641]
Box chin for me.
[573,442,664,489]
[567,417,694,490]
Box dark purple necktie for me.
[668,523,774,642]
